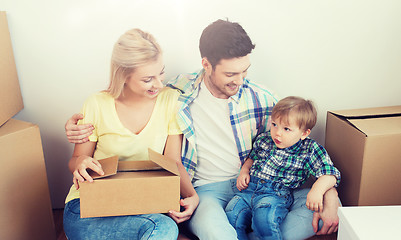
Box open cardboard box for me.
[79,149,180,218]
[325,105,401,206]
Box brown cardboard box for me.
[0,12,24,126]
[79,149,180,218]
[325,105,401,206]
[0,119,55,240]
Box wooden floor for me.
[53,209,337,240]
[53,209,67,240]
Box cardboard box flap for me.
[148,149,180,176]
[349,117,401,136]
[90,149,179,179]
[91,158,162,179]
[330,105,401,119]
[117,161,162,172]
[91,156,119,179]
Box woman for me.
[63,29,199,239]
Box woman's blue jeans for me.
[225,177,293,240]
[63,199,178,240]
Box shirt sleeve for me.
[260,100,278,134]
[249,132,270,161]
[252,82,279,134]
[77,94,99,142]
[168,112,181,135]
[166,89,182,135]
[306,141,341,187]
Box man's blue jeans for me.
[63,199,178,240]
[225,177,293,240]
[188,178,322,240]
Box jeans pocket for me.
[65,199,81,215]
[225,195,241,212]
[275,187,294,206]
[276,186,291,197]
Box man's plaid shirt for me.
[167,69,278,180]
[249,131,341,188]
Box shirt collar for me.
[179,70,204,101]
[285,139,303,153]
[229,78,248,104]
[190,69,248,104]
[193,70,204,89]
[268,131,304,153]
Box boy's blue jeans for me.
[63,199,178,240]
[225,176,293,240]
[187,178,321,240]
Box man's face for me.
[203,55,251,99]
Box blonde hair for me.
[272,96,317,130]
[106,29,162,98]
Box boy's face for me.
[270,113,311,149]
[202,55,251,99]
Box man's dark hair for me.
[199,19,255,68]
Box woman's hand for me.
[168,194,199,223]
[164,134,199,223]
[72,155,104,190]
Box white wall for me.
[2,0,401,208]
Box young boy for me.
[225,96,341,240]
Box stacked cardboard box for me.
[0,11,56,240]
[325,106,401,206]
[0,12,23,126]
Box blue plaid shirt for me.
[249,131,341,188]
[167,69,278,180]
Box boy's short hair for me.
[272,96,317,130]
[199,19,255,69]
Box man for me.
[65,19,339,239]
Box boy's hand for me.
[312,188,340,234]
[306,189,324,212]
[237,172,250,191]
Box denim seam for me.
[137,215,157,239]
